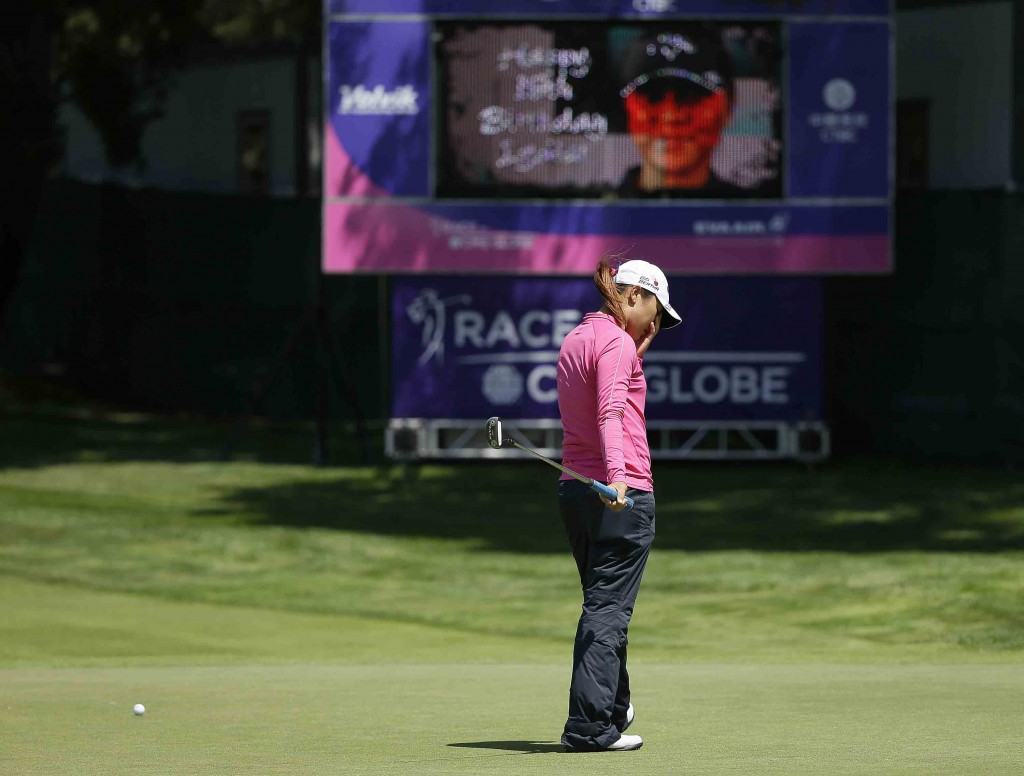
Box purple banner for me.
[391,276,822,422]
[326,21,431,197]
[788,23,891,198]
[329,1,892,18]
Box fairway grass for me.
[2,411,1024,773]
[2,455,1023,662]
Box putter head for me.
[485,416,505,449]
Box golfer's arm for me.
[595,336,629,486]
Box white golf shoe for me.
[621,703,635,732]
[606,733,643,751]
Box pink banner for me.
[323,202,889,275]
[323,123,889,275]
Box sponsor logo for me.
[429,217,536,251]
[633,0,676,12]
[338,84,419,116]
[636,275,660,290]
[822,78,856,111]
[481,364,524,405]
[693,212,790,236]
[808,78,869,144]
[405,293,801,410]
[407,303,580,405]
[644,355,800,406]
[405,289,471,365]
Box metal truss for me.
[386,418,830,462]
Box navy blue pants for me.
[558,479,655,751]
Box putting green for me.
[3,580,1022,775]
[6,663,1023,775]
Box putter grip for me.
[592,481,635,510]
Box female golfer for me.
[556,257,681,753]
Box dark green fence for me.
[4,181,1023,461]
[826,192,1024,461]
[2,181,382,423]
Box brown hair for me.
[594,256,628,326]
[594,256,654,327]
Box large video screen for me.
[435,21,783,200]
[324,1,893,275]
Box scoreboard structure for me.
[324,0,893,276]
[323,1,893,460]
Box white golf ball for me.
[133,703,146,716]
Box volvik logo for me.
[338,85,419,116]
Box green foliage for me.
[54,0,320,170]
[198,0,320,44]
[57,1,204,169]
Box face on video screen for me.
[435,21,782,200]
[624,88,732,189]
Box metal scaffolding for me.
[386,418,830,462]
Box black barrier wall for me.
[3,180,1023,461]
[1,181,381,423]
[826,192,1024,462]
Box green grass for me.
[7,656,1023,775]
[2,406,1024,773]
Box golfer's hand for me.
[635,321,657,359]
[601,481,629,511]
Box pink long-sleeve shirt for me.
[557,312,653,492]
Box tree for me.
[57,0,321,170]
[198,0,320,45]
[57,1,204,169]
[197,0,321,194]
[0,0,320,331]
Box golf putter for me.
[485,416,635,511]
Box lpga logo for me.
[405,288,471,366]
[405,290,581,406]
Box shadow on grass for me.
[0,408,381,468]
[204,458,1024,554]
[4,405,1024,555]
[448,741,564,754]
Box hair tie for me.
[610,268,617,277]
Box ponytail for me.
[594,256,628,327]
